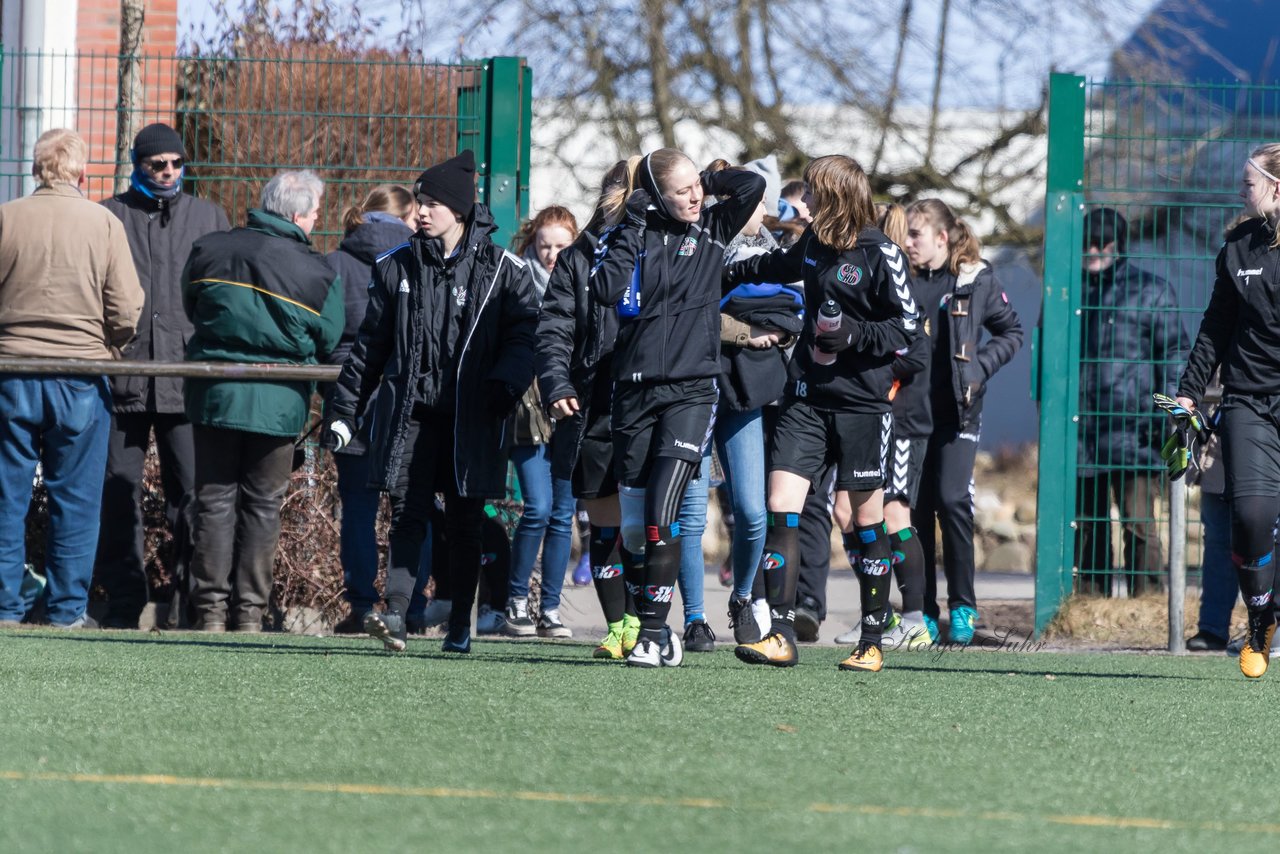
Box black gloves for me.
[814,324,856,355]
[625,189,652,228]
[487,381,522,419]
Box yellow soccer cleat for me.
[593,621,625,660]
[734,631,799,667]
[621,613,641,656]
[1240,618,1277,679]
[838,641,884,673]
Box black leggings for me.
[1232,494,1280,561]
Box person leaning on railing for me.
[181,170,344,633]
[0,128,143,629]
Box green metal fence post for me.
[478,56,527,246]
[1035,73,1087,635]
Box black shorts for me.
[612,378,717,487]
[769,398,890,492]
[573,404,618,499]
[884,435,928,506]
[1220,393,1280,498]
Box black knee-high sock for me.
[637,524,681,640]
[760,512,801,641]
[620,545,641,616]
[590,525,626,624]
[891,527,925,614]
[1235,550,1277,619]
[848,522,891,645]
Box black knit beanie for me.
[413,149,476,219]
[132,123,185,162]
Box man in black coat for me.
[327,150,539,653]
[96,123,230,629]
[1076,207,1188,596]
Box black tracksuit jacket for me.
[1179,217,1280,404]
[589,165,765,383]
[726,225,920,413]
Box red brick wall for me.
[76,0,180,197]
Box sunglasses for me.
[143,157,184,171]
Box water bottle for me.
[811,299,843,366]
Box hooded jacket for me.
[1077,257,1187,471]
[102,188,230,414]
[726,225,919,413]
[329,204,539,498]
[590,163,765,384]
[182,209,345,437]
[917,261,1023,430]
[1179,217,1280,404]
[323,215,415,455]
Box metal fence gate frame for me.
[1035,72,1280,634]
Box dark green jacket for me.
[182,209,344,436]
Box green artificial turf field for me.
[0,629,1275,853]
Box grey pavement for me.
[551,567,1034,647]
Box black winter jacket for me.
[919,261,1023,429]
[1180,218,1280,404]
[890,270,936,439]
[726,225,919,413]
[323,216,415,455]
[1078,258,1187,471]
[536,230,616,481]
[590,165,765,383]
[329,205,539,498]
[101,189,230,413]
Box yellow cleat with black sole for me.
[838,641,884,672]
[734,632,799,667]
[1240,619,1277,679]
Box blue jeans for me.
[714,407,767,600]
[509,443,576,611]
[0,376,111,624]
[1197,490,1237,640]
[677,453,711,623]
[334,452,429,617]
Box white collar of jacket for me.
[956,260,988,289]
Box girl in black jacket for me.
[538,158,640,659]
[904,198,1022,646]
[725,154,919,672]
[322,185,427,635]
[1176,142,1280,678]
[590,149,765,666]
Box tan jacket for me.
[0,183,143,358]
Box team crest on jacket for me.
[677,236,698,257]
[836,264,862,286]
[451,282,467,308]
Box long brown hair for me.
[515,205,580,256]
[905,198,982,274]
[875,202,908,249]
[1250,142,1280,249]
[341,184,414,234]
[803,155,875,251]
[585,156,643,234]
